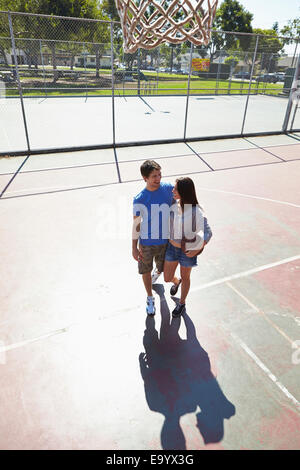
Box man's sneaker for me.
[146,296,156,315]
[172,303,185,318]
[151,269,161,284]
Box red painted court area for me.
[0,133,299,450]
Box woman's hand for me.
[185,249,202,258]
[185,241,206,257]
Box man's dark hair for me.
[140,160,161,178]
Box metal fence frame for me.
[0,10,299,156]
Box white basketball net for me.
[115,0,219,54]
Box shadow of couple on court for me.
[139,284,235,450]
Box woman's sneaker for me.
[172,303,185,318]
[146,296,156,315]
[170,279,182,296]
[151,269,161,284]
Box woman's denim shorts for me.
[165,241,198,267]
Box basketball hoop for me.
[115,0,219,54]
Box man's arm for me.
[132,215,143,261]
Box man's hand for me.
[132,246,143,262]
[132,215,142,262]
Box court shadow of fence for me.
[139,284,235,450]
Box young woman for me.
[163,177,212,318]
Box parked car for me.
[0,70,15,82]
[234,71,251,80]
[256,73,278,83]
[275,72,285,81]
[122,69,148,81]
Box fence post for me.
[156,48,159,93]
[83,44,88,100]
[216,49,223,95]
[241,34,259,135]
[282,53,300,132]
[110,21,116,145]
[289,95,299,130]
[291,40,299,68]
[137,48,141,96]
[39,39,47,99]
[7,11,31,153]
[183,43,193,140]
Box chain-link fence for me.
[0,10,299,153]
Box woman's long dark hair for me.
[176,177,202,211]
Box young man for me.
[132,160,174,315]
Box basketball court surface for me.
[0,133,300,450]
[1,94,298,153]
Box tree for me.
[224,54,239,76]
[102,0,120,22]
[0,0,104,19]
[160,43,171,69]
[0,7,10,66]
[280,17,300,45]
[272,22,279,34]
[214,0,253,51]
[244,28,284,72]
[196,0,253,63]
[0,0,110,79]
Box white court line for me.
[231,332,300,412]
[226,282,296,345]
[225,279,300,412]
[0,304,142,354]
[190,254,300,293]
[198,187,300,208]
[0,327,69,354]
[1,256,299,352]
[226,281,260,312]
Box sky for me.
[238,0,300,31]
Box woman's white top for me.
[169,202,205,251]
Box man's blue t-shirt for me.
[133,182,174,246]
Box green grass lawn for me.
[157,79,283,95]
[4,75,284,97]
